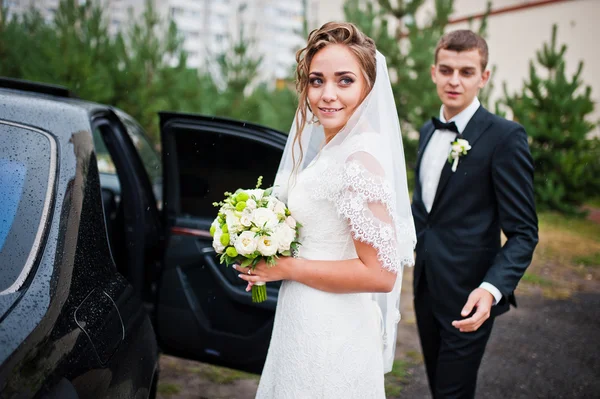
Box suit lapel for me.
[430,106,493,215]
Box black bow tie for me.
[432,117,459,134]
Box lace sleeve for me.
[305,144,415,274]
[337,151,414,273]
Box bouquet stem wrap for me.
[252,282,267,303]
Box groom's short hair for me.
[435,30,489,71]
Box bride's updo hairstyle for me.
[293,22,377,169]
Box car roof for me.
[0,77,289,142]
[0,77,109,140]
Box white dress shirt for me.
[419,97,502,305]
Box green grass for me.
[538,211,600,241]
[187,364,258,384]
[521,272,555,287]
[574,252,600,267]
[405,350,423,364]
[157,382,180,395]
[585,197,600,208]
[385,359,411,398]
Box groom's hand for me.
[452,288,494,332]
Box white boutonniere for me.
[448,138,471,172]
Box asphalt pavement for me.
[400,293,600,398]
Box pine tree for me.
[0,5,58,80]
[210,22,298,133]
[501,24,600,214]
[112,0,194,143]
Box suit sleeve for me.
[484,126,539,297]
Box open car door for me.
[156,112,287,374]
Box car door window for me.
[0,122,56,294]
[117,113,162,210]
[173,130,282,219]
[93,125,117,175]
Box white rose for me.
[451,144,462,153]
[235,231,258,256]
[252,208,279,230]
[246,198,257,210]
[240,211,253,227]
[265,197,276,210]
[245,189,264,201]
[273,200,287,217]
[257,235,278,256]
[273,224,295,252]
[226,211,242,234]
[213,229,225,253]
[285,216,297,228]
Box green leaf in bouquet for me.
[266,256,277,267]
[241,258,253,267]
[264,187,273,196]
[280,250,292,257]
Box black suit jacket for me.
[412,106,539,317]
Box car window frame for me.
[0,120,57,295]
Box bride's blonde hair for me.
[293,22,377,172]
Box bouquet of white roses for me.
[211,177,301,303]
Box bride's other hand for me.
[234,256,299,284]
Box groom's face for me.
[431,48,490,119]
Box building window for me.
[170,7,184,18]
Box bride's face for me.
[307,44,367,139]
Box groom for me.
[411,30,538,398]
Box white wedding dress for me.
[255,149,386,399]
[257,51,416,398]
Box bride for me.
[234,22,416,398]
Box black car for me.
[0,78,287,398]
